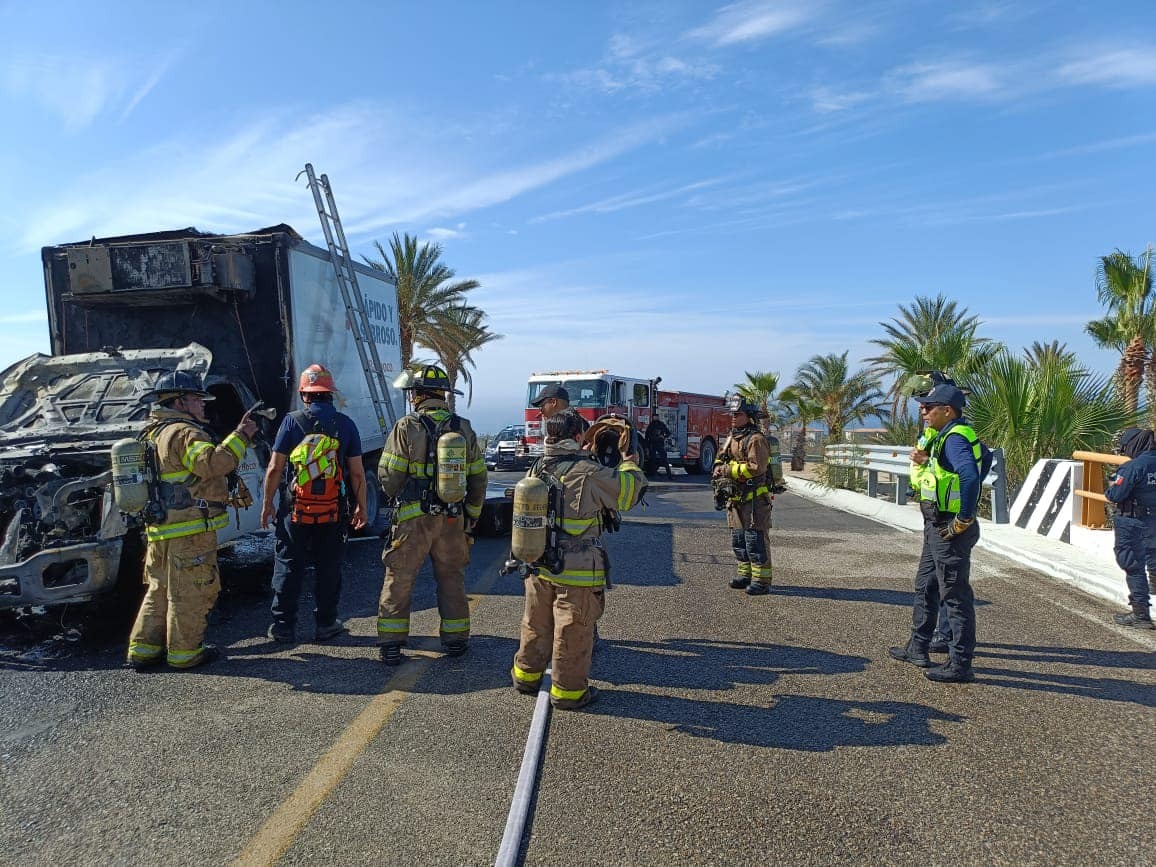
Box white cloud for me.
[947,1,1034,28]
[531,177,729,223]
[13,104,688,253]
[1057,47,1156,88]
[688,0,816,47]
[2,51,177,131]
[810,85,874,114]
[557,35,718,95]
[885,60,1004,102]
[426,223,467,241]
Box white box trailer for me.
[0,225,402,609]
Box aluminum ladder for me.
[299,163,397,432]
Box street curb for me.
[785,476,1129,609]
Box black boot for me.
[1113,604,1155,630]
[380,643,405,666]
[730,576,751,589]
[924,659,975,683]
[888,641,931,668]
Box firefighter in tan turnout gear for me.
[510,410,646,710]
[376,365,487,665]
[126,371,257,670]
[712,394,784,596]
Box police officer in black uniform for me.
[1105,427,1156,629]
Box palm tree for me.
[789,351,890,444]
[778,386,823,470]
[967,348,1139,494]
[866,294,1000,421]
[1085,247,1155,422]
[421,303,502,410]
[733,370,781,430]
[1024,340,1077,369]
[362,232,481,366]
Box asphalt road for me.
[2,470,1154,866]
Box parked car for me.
[485,424,527,471]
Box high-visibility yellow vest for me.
[909,426,938,501]
[919,423,982,514]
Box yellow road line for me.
[232,548,506,866]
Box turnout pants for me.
[911,518,979,667]
[127,531,220,667]
[512,575,605,706]
[728,498,773,584]
[377,513,471,646]
[270,513,346,629]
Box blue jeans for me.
[270,512,346,628]
[1112,515,1156,609]
[911,518,979,666]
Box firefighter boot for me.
[124,655,164,673]
[380,643,405,666]
[745,581,770,596]
[172,646,222,671]
[552,685,600,711]
[443,640,468,657]
[729,576,751,589]
[1113,603,1155,630]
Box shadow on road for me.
[978,642,1156,670]
[597,637,870,691]
[594,690,963,751]
[773,584,993,610]
[975,666,1156,707]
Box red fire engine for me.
[519,370,732,473]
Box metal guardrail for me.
[825,442,1010,523]
[1071,450,1127,529]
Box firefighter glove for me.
[228,476,254,510]
[938,516,973,540]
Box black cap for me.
[530,384,569,407]
[914,383,966,412]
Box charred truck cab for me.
[0,225,403,610]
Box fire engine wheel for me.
[688,439,715,475]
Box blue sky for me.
[2,0,1154,434]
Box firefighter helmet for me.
[393,364,463,395]
[145,370,214,403]
[726,394,759,416]
[298,364,337,393]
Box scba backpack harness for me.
[394,412,468,516]
[286,410,349,524]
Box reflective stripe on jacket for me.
[532,442,645,588]
[715,426,770,503]
[144,409,248,541]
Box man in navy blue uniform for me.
[890,383,991,683]
[260,364,367,644]
[1104,427,1156,630]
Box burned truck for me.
[0,225,404,610]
